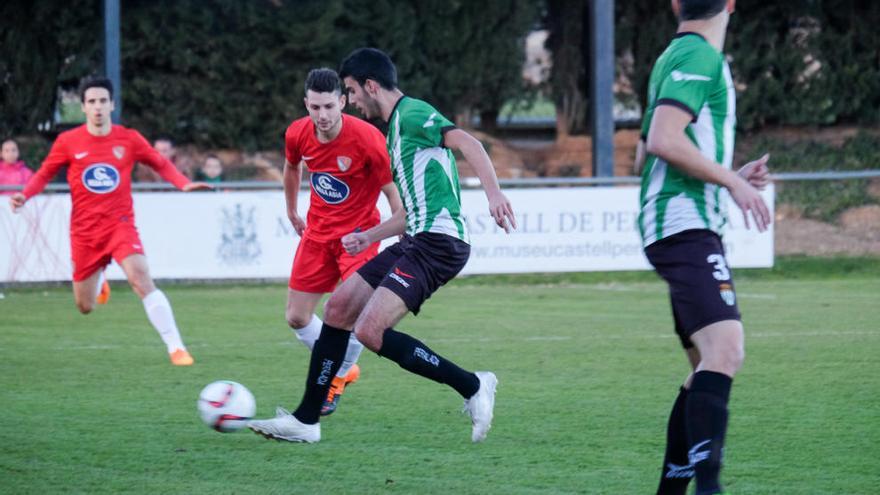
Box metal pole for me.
[589,0,614,178]
[104,0,121,121]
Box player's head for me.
[339,48,398,120]
[79,77,115,127]
[303,68,346,136]
[672,0,734,21]
[1,139,19,164]
[154,137,175,160]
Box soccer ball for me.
[197,381,256,432]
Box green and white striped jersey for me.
[386,96,469,242]
[638,32,736,247]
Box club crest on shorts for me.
[719,283,736,306]
[311,172,350,204]
[81,163,121,194]
[112,146,126,159]
[336,156,352,172]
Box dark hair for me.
[79,77,114,102]
[304,68,342,95]
[678,0,727,20]
[339,48,398,90]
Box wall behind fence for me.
[0,186,774,283]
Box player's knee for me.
[727,344,745,374]
[76,300,94,314]
[353,325,382,353]
[285,310,311,330]
[323,296,354,327]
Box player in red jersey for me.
[9,78,211,366]
[283,68,401,414]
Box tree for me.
[544,0,587,136]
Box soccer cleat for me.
[321,364,361,416]
[249,407,320,443]
[463,371,498,443]
[169,348,194,366]
[96,280,111,305]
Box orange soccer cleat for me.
[96,280,111,305]
[169,348,195,366]
[321,364,360,416]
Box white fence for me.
[0,185,774,282]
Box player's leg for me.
[285,289,325,349]
[248,272,377,442]
[119,253,193,366]
[686,319,743,495]
[649,230,742,495]
[70,236,112,314]
[72,268,104,314]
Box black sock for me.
[686,371,733,495]
[292,324,350,424]
[377,328,479,398]
[657,387,692,495]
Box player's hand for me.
[342,231,370,255]
[487,190,516,233]
[738,153,770,190]
[9,192,26,212]
[288,211,306,237]
[183,182,214,192]
[728,176,771,232]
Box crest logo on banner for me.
[218,203,262,265]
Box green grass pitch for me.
[1,259,878,494]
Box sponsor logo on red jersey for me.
[81,163,121,194]
[310,172,350,205]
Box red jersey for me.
[22,124,190,238]
[285,113,392,242]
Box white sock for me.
[336,333,364,378]
[293,314,322,351]
[93,271,105,299]
[142,289,185,352]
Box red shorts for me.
[71,222,145,282]
[288,236,379,293]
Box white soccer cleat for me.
[464,371,498,443]
[248,407,320,443]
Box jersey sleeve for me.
[131,130,190,189]
[655,49,721,121]
[284,123,302,165]
[22,134,68,199]
[406,100,456,148]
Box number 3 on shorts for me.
[707,254,730,281]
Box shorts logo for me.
[81,163,121,194]
[112,146,126,159]
[719,283,736,306]
[388,271,410,288]
[394,267,415,279]
[311,172,350,204]
[336,156,352,172]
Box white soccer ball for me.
[197,381,256,432]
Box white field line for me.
[22,329,876,352]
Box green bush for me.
[752,132,880,222]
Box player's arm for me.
[380,181,402,214]
[341,208,406,255]
[283,158,306,236]
[443,128,516,233]
[646,105,771,230]
[10,138,68,212]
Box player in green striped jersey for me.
[248,48,515,445]
[636,1,771,494]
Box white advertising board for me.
[0,185,773,282]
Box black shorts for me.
[357,232,470,315]
[644,229,741,349]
